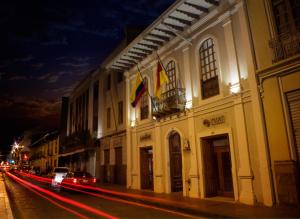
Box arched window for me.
[140,78,149,120]
[199,38,219,99]
[165,60,176,92]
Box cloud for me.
[41,37,68,46]
[0,72,6,79]
[15,55,34,62]
[54,24,120,39]
[31,63,44,69]
[8,75,29,81]
[38,71,68,83]
[61,62,89,68]
[0,95,60,119]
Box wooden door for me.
[140,147,153,190]
[202,135,233,197]
[169,132,183,192]
[115,147,123,184]
[104,149,110,183]
[202,138,218,196]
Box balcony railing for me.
[152,88,186,118]
[60,130,96,154]
[269,32,300,62]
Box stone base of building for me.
[274,160,300,204]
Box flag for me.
[155,61,169,99]
[130,74,146,107]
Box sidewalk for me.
[95,182,300,218]
[0,172,13,219]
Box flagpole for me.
[156,51,168,74]
[136,64,158,113]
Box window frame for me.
[199,38,220,99]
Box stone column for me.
[187,111,200,198]
[234,95,255,204]
[154,122,164,193]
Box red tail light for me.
[73,178,77,183]
[92,178,96,183]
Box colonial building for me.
[104,0,273,206]
[59,73,97,176]
[247,0,300,204]
[60,28,143,183]
[30,131,59,174]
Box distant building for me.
[30,131,59,174]
[247,0,300,204]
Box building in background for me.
[59,71,97,176]
[30,131,59,174]
[246,0,300,204]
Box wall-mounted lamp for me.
[229,82,241,94]
[130,120,136,128]
[185,100,193,110]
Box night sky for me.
[0,0,174,154]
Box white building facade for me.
[104,0,273,206]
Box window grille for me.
[165,60,177,91]
[199,38,219,99]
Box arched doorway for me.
[169,132,183,192]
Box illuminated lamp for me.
[130,120,136,127]
[229,82,241,94]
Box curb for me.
[0,172,14,219]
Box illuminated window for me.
[199,38,219,99]
[140,78,149,120]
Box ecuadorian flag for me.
[130,74,146,107]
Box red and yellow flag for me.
[155,61,169,99]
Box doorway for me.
[114,147,123,185]
[104,149,110,183]
[140,147,153,190]
[169,132,183,192]
[202,134,233,197]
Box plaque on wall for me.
[202,115,226,127]
[140,133,152,141]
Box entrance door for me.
[104,149,110,183]
[169,132,183,192]
[202,135,233,197]
[140,147,153,190]
[115,147,123,185]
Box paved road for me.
[4,172,200,219]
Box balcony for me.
[152,88,186,118]
[269,32,300,62]
[60,130,96,154]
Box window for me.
[107,74,111,91]
[165,60,177,92]
[271,0,300,38]
[118,101,123,124]
[199,38,219,99]
[117,71,124,83]
[107,108,111,128]
[270,0,300,61]
[140,78,149,120]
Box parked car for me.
[62,171,96,186]
[51,167,70,188]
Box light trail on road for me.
[6,171,118,219]
[15,171,201,219]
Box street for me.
[4,172,201,219]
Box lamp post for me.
[11,141,24,166]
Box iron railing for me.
[269,32,300,62]
[152,88,186,118]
